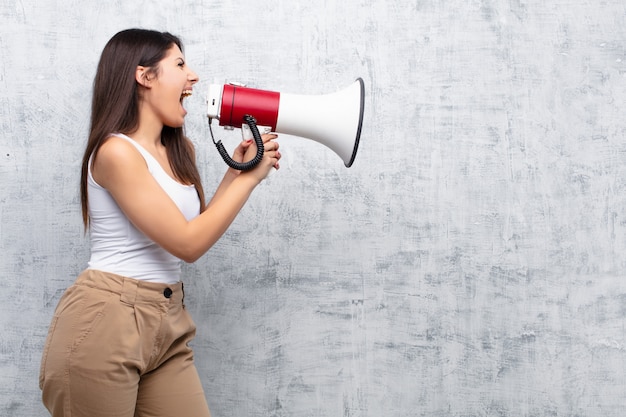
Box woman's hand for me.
[238,133,281,183]
[210,133,281,212]
[226,134,280,177]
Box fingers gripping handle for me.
[210,115,265,171]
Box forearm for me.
[206,168,239,209]
[180,172,259,262]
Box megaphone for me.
[206,78,365,170]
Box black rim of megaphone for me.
[346,77,365,168]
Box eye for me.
[177,60,185,68]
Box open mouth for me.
[180,89,192,102]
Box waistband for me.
[76,269,184,305]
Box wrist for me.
[237,170,263,188]
[223,167,240,181]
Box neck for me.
[131,105,165,148]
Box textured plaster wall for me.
[2,1,626,416]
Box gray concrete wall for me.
[2,1,626,416]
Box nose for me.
[188,68,199,85]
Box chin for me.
[164,120,185,129]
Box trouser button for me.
[163,288,173,298]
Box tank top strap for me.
[110,133,159,172]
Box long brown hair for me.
[80,29,206,228]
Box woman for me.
[39,28,280,416]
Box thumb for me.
[235,139,253,154]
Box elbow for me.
[170,242,204,264]
[180,252,202,264]
[176,247,203,264]
[166,223,219,263]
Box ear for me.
[135,66,153,88]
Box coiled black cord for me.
[208,114,264,171]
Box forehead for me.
[163,44,184,60]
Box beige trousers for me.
[39,269,211,417]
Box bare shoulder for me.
[92,135,148,186]
[96,135,144,164]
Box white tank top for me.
[87,133,201,284]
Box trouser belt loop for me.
[120,277,138,305]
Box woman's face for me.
[145,45,199,128]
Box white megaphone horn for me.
[206,78,365,170]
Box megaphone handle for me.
[212,115,265,171]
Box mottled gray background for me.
[2,0,626,416]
